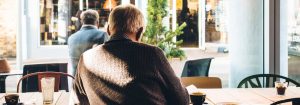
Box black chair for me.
[271,98,300,105]
[181,58,213,77]
[21,63,69,92]
[237,74,300,88]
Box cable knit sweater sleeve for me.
[153,47,190,105]
[73,56,90,105]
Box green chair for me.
[181,58,214,77]
[271,98,300,105]
[237,74,300,88]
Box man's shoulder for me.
[77,28,106,34]
[71,29,106,38]
[68,30,83,38]
[85,28,105,33]
[67,32,78,43]
[82,45,104,56]
[90,29,107,37]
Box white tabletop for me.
[199,87,300,105]
[0,91,79,105]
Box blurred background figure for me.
[68,10,109,76]
[75,10,83,31]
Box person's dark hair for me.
[80,10,99,25]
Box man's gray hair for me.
[108,4,144,34]
[80,10,99,25]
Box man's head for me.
[80,10,99,26]
[108,4,145,41]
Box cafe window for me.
[176,0,199,48]
[172,0,264,87]
[39,0,121,46]
[287,0,300,83]
[0,0,18,69]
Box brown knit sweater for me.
[73,35,189,105]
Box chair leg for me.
[0,76,8,93]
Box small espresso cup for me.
[190,92,206,105]
[5,94,19,105]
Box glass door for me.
[286,0,300,83]
[173,0,264,87]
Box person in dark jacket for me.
[73,4,189,105]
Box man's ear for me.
[107,25,111,36]
[136,27,144,41]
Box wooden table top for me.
[199,87,300,105]
[0,91,79,105]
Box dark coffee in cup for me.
[276,87,286,95]
[5,94,19,105]
[190,92,206,105]
[275,81,288,95]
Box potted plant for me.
[142,0,186,76]
[142,0,186,59]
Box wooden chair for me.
[22,63,68,92]
[237,74,300,88]
[181,58,213,77]
[17,72,74,93]
[180,77,222,88]
[271,98,300,105]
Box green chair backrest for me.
[271,98,300,105]
[181,58,213,77]
[237,74,300,88]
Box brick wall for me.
[0,0,17,58]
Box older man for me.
[68,10,109,76]
[73,5,189,105]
